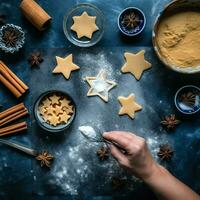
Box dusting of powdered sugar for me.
[79,53,117,82]
[78,125,97,139]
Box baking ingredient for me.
[180,92,196,107]
[0,60,28,98]
[0,122,27,136]
[118,93,142,119]
[160,114,180,130]
[39,93,74,126]
[156,11,200,68]
[96,146,109,160]
[78,125,97,139]
[20,0,52,31]
[121,50,151,80]
[85,70,117,102]
[28,52,43,67]
[157,144,174,161]
[122,12,140,29]
[36,151,54,168]
[52,54,80,79]
[0,103,28,127]
[71,11,99,39]
[2,27,20,47]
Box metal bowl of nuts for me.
[33,90,76,133]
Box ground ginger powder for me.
[157,11,200,68]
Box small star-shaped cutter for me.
[85,69,117,102]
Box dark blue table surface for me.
[0,0,200,200]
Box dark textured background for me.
[0,0,200,200]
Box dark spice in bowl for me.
[118,7,146,36]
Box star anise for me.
[36,151,54,168]
[96,146,109,160]
[180,91,196,107]
[0,13,6,25]
[160,114,180,130]
[157,144,174,161]
[28,52,43,67]
[122,12,140,29]
[111,177,126,190]
[2,27,20,47]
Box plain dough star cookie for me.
[118,93,142,119]
[85,70,117,102]
[59,112,71,123]
[71,11,99,39]
[49,94,61,105]
[121,50,152,80]
[47,115,60,126]
[52,54,80,79]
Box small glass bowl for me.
[0,24,25,53]
[63,3,105,47]
[118,7,146,37]
[174,85,200,115]
[33,90,76,133]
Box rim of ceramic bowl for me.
[63,3,105,47]
[33,90,76,133]
[118,7,146,37]
[152,0,200,74]
[174,85,200,115]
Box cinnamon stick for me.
[0,103,25,120]
[0,122,27,135]
[20,0,52,31]
[0,61,29,91]
[0,74,22,98]
[0,64,25,94]
[0,108,28,127]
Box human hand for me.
[103,131,160,180]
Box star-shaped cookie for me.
[49,94,60,105]
[121,50,152,80]
[85,70,117,102]
[52,54,80,79]
[118,93,142,119]
[71,11,99,39]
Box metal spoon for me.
[79,125,127,153]
[0,139,54,167]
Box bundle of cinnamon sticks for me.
[0,103,29,137]
[0,61,29,98]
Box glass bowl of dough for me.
[33,90,76,133]
[63,3,105,47]
[153,0,200,74]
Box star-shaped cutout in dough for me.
[71,11,99,39]
[85,70,117,102]
[52,54,80,79]
[118,93,142,119]
[121,50,152,80]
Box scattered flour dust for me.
[80,52,117,82]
